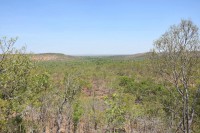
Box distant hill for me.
[31,53,75,61]
[79,52,150,60]
[30,52,150,61]
[126,52,151,60]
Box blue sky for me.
[0,0,200,55]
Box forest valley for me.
[0,20,200,133]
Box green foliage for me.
[0,40,34,131]
[119,76,135,88]
[1,32,200,132]
[104,93,127,129]
[72,100,83,132]
[151,20,200,132]
[0,37,52,132]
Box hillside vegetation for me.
[31,53,75,61]
[0,20,200,133]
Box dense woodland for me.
[0,20,200,133]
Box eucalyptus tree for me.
[0,37,33,132]
[55,71,82,133]
[151,20,200,132]
[0,37,52,132]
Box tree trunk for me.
[67,119,71,133]
[185,88,190,133]
[56,113,63,133]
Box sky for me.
[0,0,200,55]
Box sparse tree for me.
[55,71,81,133]
[151,20,200,132]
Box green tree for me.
[0,37,33,132]
[104,93,126,132]
[55,71,82,133]
[0,37,52,132]
[151,20,200,132]
[72,100,83,133]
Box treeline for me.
[0,20,200,133]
